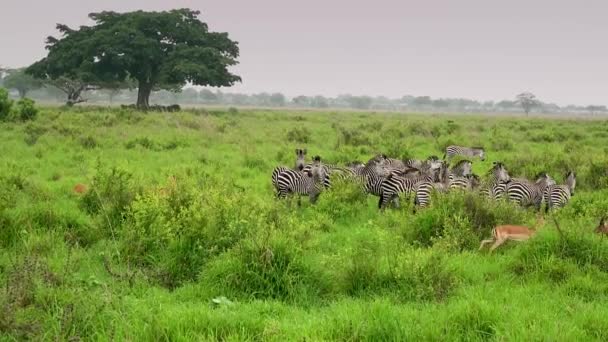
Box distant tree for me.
[516,92,540,116]
[181,87,200,103]
[0,67,8,86]
[269,93,286,107]
[27,9,240,109]
[199,89,218,102]
[586,105,607,115]
[347,96,373,110]
[312,95,328,108]
[496,100,516,110]
[292,95,310,106]
[432,99,450,108]
[413,96,432,107]
[3,68,43,98]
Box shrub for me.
[402,192,527,250]
[0,88,13,121]
[79,135,98,149]
[16,98,38,121]
[125,137,157,150]
[286,127,311,143]
[23,123,48,146]
[228,107,238,115]
[336,127,370,147]
[80,166,137,233]
[121,176,262,287]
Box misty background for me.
[1,0,607,110]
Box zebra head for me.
[451,159,473,177]
[467,174,481,189]
[368,154,388,166]
[426,155,443,171]
[309,155,327,182]
[534,172,556,186]
[490,162,511,183]
[295,148,307,171]
[566,171,576,196]
[473,147,485,161]
[438,161,450,184]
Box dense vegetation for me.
[1,106,608,340]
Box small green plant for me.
[0,88,13,121]
[16,98,38,121]
[79,135,98,149]
[286,127,311,143]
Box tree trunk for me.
[137,82,152,109]
[18,89,26,99]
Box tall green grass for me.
[1,106,607,340]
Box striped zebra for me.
[379,166,440,209]
[448,160,473,179]
[444,145,485,163]
[504,172,556,210]
[274,156,327,203]
[481,162,511,199]
[449,174,481,191]
[404,155,442,173]
[416,163,478,208]
[543,171,576,212]
[295,148,307,171]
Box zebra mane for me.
[452,159,472,169]
[534,171,548,180]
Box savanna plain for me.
[2,106,608,341]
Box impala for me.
[479,215,544,252]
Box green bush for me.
[0,88,13,121]
[286,127,311,143]
[202,235,324,301]
[80,166,137,233]
[16,98,38,121]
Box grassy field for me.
[1,106,608,341]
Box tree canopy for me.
[2,69,43,98]
[516,92,540,116]
[27,8,241,108]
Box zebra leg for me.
[392,196,400,209]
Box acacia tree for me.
[2,68,43,98]
[28,9,240,109]
[516,92,540,116]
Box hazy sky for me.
[1,0,607,106]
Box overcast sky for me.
[1,0,607,106]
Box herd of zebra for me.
[271,145,577,212]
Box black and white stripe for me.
[481,162,511,199]
[444,145,485,162]
[275,156,327,203]
[379,170,437,209]
[543,171,576,211]
[504,172,555,210]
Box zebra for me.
[504,172,556,211]
[415,162,478,208]
[543,171,576,212]
[444,145,485,163]
[449,174,481,191]
[295,148,307,171]
[379,166,440,209]
[404,155,443,173]
[448,159,473,180]
[481,162,511,199]
[274,156,327,203]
